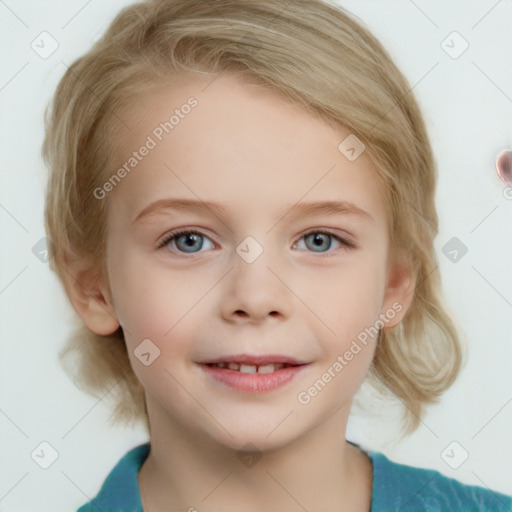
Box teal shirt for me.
[77,443,511,512]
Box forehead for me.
[107,73,386,229]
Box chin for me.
[200,416,306,454]
[215,432,294,456]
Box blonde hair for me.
[43,0,464,436]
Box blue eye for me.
[292,231,355,254]
[158,229,215,254]
[157,229,355,255]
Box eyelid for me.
[295,229,357,252]
[156,228,218,251]
[156,227,357,254]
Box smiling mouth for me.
[199,354,308,375]
[198,355,309,393]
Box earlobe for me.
[60,260,120,336]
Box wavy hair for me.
[43,0,464,435]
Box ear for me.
[380,253,416,328]
[60,258,120,336]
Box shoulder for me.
[368,450,512,512]
[76,443,149,512]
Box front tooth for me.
[239,364,257,374]
[258,364,276,374]
[228,363,240,370]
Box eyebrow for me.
[132,198,374,225]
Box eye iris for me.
[168,232,339,254]
[176,233,202,252]
[306,233,331,252]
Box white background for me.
[1,1,511,511]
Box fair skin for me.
[64,72,415,512]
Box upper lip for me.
[198,354,308,366]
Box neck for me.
[139,396,373,512]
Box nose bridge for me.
[223,234,289,321]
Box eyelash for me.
[156,228,357,257]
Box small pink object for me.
[496,150,512,185]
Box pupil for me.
[178,233,202,252]
[185,235,196,246]
[308,233,330,251]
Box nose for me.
[220,239,291,324]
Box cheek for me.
[109,253,207,389]
[109,248,210,338]
[295,329,377,415]
[302,253,386,335]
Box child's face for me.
[101,73,410,450]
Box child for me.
[42,0,511,510]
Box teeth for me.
[211,362,287,373]
[240,364,257,374]
[258,364,280,374]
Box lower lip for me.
[199,364,308,393]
